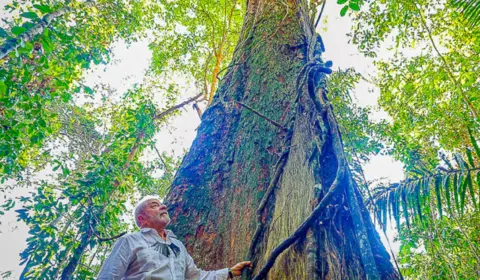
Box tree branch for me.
[314,0,326,29]
[0,1,94,60]
[153,93,203,121]
[192,102,203,119]
[414,3,479,120]
[154,145,173,177]
[94,230,127,242]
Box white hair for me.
[133,195,161,228]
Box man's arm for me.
[184,253,251,280]
[184,253,229,280]
[97,236,133,279]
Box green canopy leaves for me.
[0,0,160,180]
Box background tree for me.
[351,0,480,278]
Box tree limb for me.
[314,0,326,29]
[94,230,127,242]
[0,1,94,60]
[153,93,203,121]
[414,3,479,120]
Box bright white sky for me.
[0,2,405,278]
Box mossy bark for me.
[166,1,399,279]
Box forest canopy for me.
[0,0,479,279]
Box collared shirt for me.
[97,228,228,280]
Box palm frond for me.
[452,0,480,28]
[369,131,480,230]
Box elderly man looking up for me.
[97,196,251,279]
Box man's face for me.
[138,199,171,228]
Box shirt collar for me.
[140,228,177,239]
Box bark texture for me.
[166,1,400,279]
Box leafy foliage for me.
[12,89,182,279]
[0,0,245,278]
[452,0,480,27]
[398,211,480,279]
[350,0,480,278]
[148,0,245,104]
[327,69,384,183]
[1,0,477,278]
[352,0,480,155]
[0,0,160,180]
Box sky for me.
[0,2,405,278]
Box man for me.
[97,196,251,279]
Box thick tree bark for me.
[167,1,399,279]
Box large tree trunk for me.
[166,1,399,279]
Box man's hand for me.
[229,261,252,277]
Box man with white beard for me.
[97,196,251,279]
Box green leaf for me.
[0,28,7,38]
[460,173,469,214]
[20,12,39,20]
[337,0,348,4]
[0,81,6,95]
[340,5,349,17]
[434,176,442,218]
[453,0,480,28]
[84,86,94,95]
[387,191,394,225]
[349,2,361,11]
[414,181,423,223]
[453,174,460,213]
[11,26,27,36]
[41,33,53,53]
[422,176,430,197]
[401,189,410,228]
[477,171,480,192]
[61,93,71,102]
[33,4,51,14]
[467,127,480,159]
[382,197,387,232]
[62,167,71,177]
[442,175,452,214]
[37,118,47,128]
[467,172,477,209]
[455,153,466,171]
[466,148,475,168]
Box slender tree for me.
[166,1,399,279]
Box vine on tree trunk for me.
[244,30,344,279]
